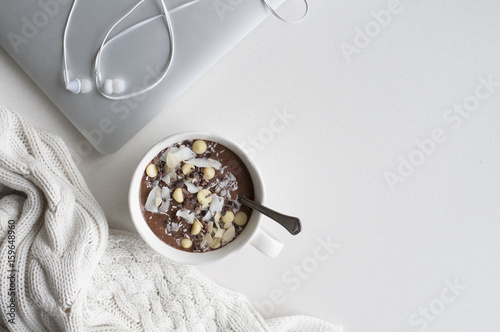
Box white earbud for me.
[112,79,126,94]
[65,78,92,94]
[81,79,92,93]
[103,79,126,95]
[65,78,81,94]
[103,79,113,95]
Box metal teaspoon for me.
[237,196,302,235]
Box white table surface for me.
[1,0,500,331]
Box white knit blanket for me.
[0,107,338,332]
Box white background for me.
[1,0,500,331]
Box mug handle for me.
[250,224,283,258]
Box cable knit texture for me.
[0,106,339,332]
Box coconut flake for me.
[160,147,178,162]
[176,209,195,224]
[188,158,222,170]
[166,146,198,169]
[158,187,171,213]
[169,171,178,182]
[202,211,213,221]
[176,146,197,161]
[166,221,180,233]
[162,174,171,185]
[166,152,181,169]
[184,181,202,194]
[214,212,222,223]
[145,185,160,213]
[168,146,180,155]
[209,194,224,214]
[219,179,229,189]
[204,233,213,247]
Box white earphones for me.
[63,73,92,94]
[62,0,198,99]
[62,0,308,99]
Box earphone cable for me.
[62,0,80,85]
[262,0,309,24]
[94,0,175,100]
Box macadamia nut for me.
[181,238,193,249]
[197,189,212,205]
[182,163,195,175]
[204,167,215,180]
[191,219,202,235]
[221,211,234,223]
[146,164,158,178]
[173,188,184,203]
[192,140,207,154]
[234,211,248,226]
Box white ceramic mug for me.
[128,131,283,265]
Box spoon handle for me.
[237,196,302,235]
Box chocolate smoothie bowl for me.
[140,139,254,253]
[129,132,283,265]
